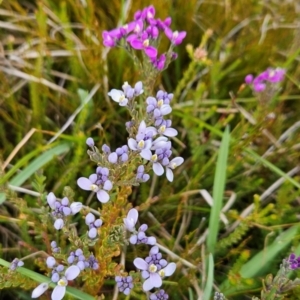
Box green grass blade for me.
[222,225,300,296]
[9,143,71,186]
[0,258,95,300]
[206,126,230,254]
[203,253,214,300]
[240,225,300,278]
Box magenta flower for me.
[164,28,186,45]
[128,34,158,58]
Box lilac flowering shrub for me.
[1,5,185,300]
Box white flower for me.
[166,157,184,182]
[108,89,128,106]
[123,208,138,232]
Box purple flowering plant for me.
[0,5,185,300]
[1,2,300,300]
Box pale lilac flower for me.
[115,276,134,295]
[77,167,113,203]
[130,224,156,245]
[10,258,24,271]
[108,89,128,106]
[156,119,178,137]
[128,121,155,158]
[141,141,172,176]
[166,157,184,182]
[146,97,172,118]
[32,265,80,300]
[134,246,176,291]
[123,208,138,232]
[134,81,144,95]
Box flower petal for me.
[32,283,49,298]
[133,258,148,270]
[70,202,83,214]
[77,177,92,191]
[108,89,123,102]
[163,262,176,276]
[140,149,152,160]
[47,192,56,209]
[163,128,178,137]
[54,219,64,230]
[97,189,110,203]
[51,285,66,300]
[128,138,138,150]
[166,167,174,182]
[103,180,113,191]
[153,162,164,176]
[143,277,154,291]
[65,265,80,280]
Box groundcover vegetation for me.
[1,0,300,299]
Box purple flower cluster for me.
[287,253,300,270]
[32,256,80,300]
[123,209,156,245]
[10,258,24,271]
[115,276,134,295]
[134,246,176,291]
[108,145,129,164]
[245,67,285,92]
[102,5,186,70]
[85,212,103,239]
[77,167,113,203]
[47,193,83,230]
[150,289,169,299]
[67,249,99,270]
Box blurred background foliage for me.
[1,0,300,299]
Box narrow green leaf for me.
[203,254,214,300]
[9,143,71,186]
[0,258,95,300]
[222,225,300,296]
[240,225,300,278]
[206,126,230,254]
